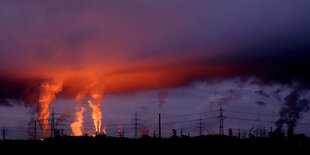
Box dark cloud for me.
[272,88,282,101]
[256,90,270,98]
[0,0,310,107]
[0,99,13,107]
[0,76,42,106]
[256,100,267,107]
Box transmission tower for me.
[199,115,202,136]
[34,120,37,140]
[2,128,5,140]
[134,112,139,139]
[218,105,225,135]
[51,108,55,138]
[159,113,162,138]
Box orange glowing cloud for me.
[0,58,243,107]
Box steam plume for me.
[275,86,310,131]
[70,106,85,136]
[36,80,63,138]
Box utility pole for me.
[134,112,138,139]
[159,113,161,138]
[51,108,55,138]
[2,128,5,140]
[34,120,37,140]
[218,105,225,135]
[199,115,202,136]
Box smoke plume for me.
[275,86,310,131]
[70,106,85,136]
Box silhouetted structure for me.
[158,113,161,138]
[134,112,138,139]
[2,128,5,140]
[218,106,225,135]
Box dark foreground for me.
[1,135,309,153]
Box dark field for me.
[1,134,309,153]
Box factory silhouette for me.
[1,106,310,152]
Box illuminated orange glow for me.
[88,99,102,133]
[139,120,149,136]
[87,130,96,137]
[37,80,63,138]
[73,81,105,135]
[70,107,85,136]
[76,83,105,135]
[0,59,241,129]
[118,124,123,137]
[1,62,239,102]
[102,125,107,135]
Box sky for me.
[0,0,310,139]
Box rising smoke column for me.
[70,107,85,136]
[76,83,105,134]
[37,80,63,138]
[88,99,102,134]
[88,87,103,134]
[275,86,310,131]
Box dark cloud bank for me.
[0,0,310,131]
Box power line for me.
[3,107,310,139]
[224,110,278,117]
[160,116,216,125]
[161,110,218,119]
[225,116,275,124]
[2,128,6,140]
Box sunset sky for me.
[0,0,310,139]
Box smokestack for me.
[159,113,161,138]
[2,128,5,140]
[34,120,37,140]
